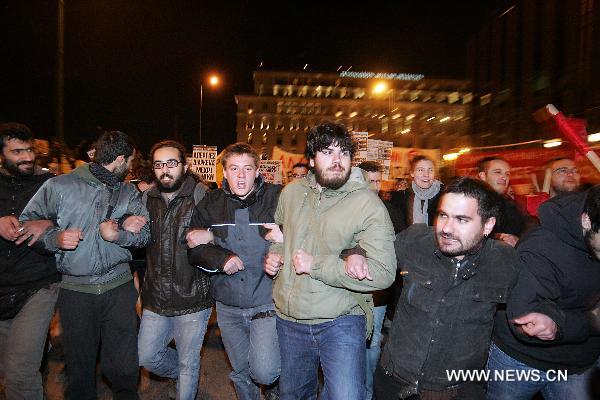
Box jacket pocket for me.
[405,273,435,312]
[461,286,508,322]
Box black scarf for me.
[89,162,120,187]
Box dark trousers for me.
[58,281,139,400]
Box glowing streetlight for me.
[199,74,220,145]
[373,82,388,94]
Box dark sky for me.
[1,1,510,155]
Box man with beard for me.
[0,123,60,400]
[487,186,600,400]
[546,157,581,198]
[20,130,149,400]
[264,122,396,400]
[187,143,283,400]
[374,177,520,400]
[137,140,211,400]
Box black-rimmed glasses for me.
[153,159,182,169]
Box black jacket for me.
[188,176,282,308]
[391,186,442,227]
[380,224,519,391]
[0,168,60,320]
[494,195,526,236]
[493,191,600,373]
[142,175,212,316]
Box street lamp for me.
[199,74,220,145]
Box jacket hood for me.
[72,163,102,185]
[303,166,367,194]
[537,191,586,251]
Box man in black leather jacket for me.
[137,140,211,400]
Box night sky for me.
[2,1,510,155]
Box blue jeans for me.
[138,307,212,400]
[365,305,386,400]
[216,301,280,400]
[277,314,366,400]
[0,283,58,400]
[486,342,592,400]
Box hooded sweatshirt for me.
[492,191,600,373]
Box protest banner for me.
[259,160,283,184]
[190,145,218,182]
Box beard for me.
[156,172,186,193]
[436,230,485,258]
[3,159,34,176]
[113,162,130,181]
[314,163,351,190]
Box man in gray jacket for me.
[20,131,150,400]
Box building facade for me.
[235,70,474,158]
[468,0,600,146]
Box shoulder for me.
[485,239,520,271]
[261,183,283,197]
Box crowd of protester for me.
[1,120,599,400]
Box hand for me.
[0,215,21,241]
[511,312,558,340]
[344,254,372,281]
[292,249,313,275]
[122,215,147,234]
[264,252,284,276]
[99,220,119,242]
[57,228,84,250]
[263,223,283,243]
[15,220,54,246]
[494,233,519,247]
[223,256,244,275]
[186,229,214,248]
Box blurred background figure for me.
[288,162,309,183]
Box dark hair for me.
[222,142,259,168]
[0,122,33,152]
[150,140,187,164]
[583,185,600,232]
[358,161,382,173]
[409,155,434,171]
[93,130,135,165]
[134,165,155,184]
[477,156,508,173]
[443,177,501,222]
[292,162,309,170]
[305,122,355,160]
[545,157,574,169]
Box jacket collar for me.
[222,174,265,209]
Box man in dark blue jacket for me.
[0,122,59,400]
[488,186,600,400]
[187,143,282,400]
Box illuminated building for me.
[235,70,474,157]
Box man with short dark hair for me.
[0,122,60,400]
[188,142,282,400]
[137,140,211,400]
[20,130,150,400]
[375,177,520,400]
[265,122,396,399]
[546,157,581,198]
[487,186,600,400]
[478,156,526,246]
[289,162,309,182]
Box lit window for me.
[247,133,253,144]
[262,132,268,144]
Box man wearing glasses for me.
[137,140,211,400]
[288,162,309,183]
[547,157,581,198]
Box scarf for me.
[412,180,441,225]
[89,162,120,187]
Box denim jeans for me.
[486,342,592,400]
[58,282,139,400]
[277,314,366,400]
[216,301,280,400]
[0,283,58,400]
[365,305,387,400]
[138,307,212,400]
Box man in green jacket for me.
[264,122,396,400]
